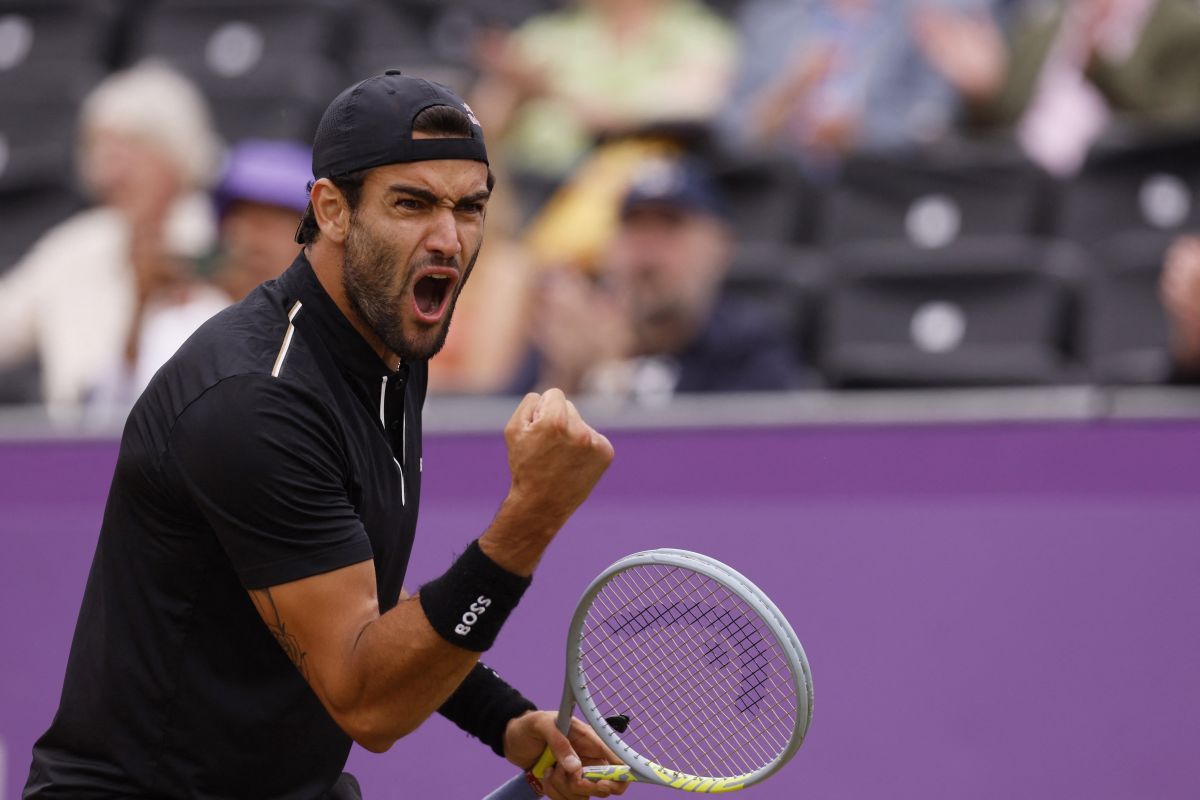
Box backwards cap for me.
[311,70,487,179]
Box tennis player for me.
[24,72,624,800]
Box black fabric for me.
[25,253,426,799]
[439,662,538,757]
[324,773,363,800]
[313,71,487,178]
[419,541,532,652]
[672,296,804,393]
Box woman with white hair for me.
[0,61,230,420]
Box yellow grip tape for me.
[530,746,557,780]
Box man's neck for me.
[306,241,402,371]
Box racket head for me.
[564,548,812,790]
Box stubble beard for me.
[341,216,480,363]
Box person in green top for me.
[469,0,736,182]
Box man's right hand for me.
[481,390,614,576]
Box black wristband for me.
[438,662,537,757]
[419,540,531,652]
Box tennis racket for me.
[483,548,812,798]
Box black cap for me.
[620,156,728,221]
[311,70,487,179]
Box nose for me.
[424,208,462,261]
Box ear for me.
[311,178,351,245]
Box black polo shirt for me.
[26,252,425,799]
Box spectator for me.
[470,0,736,183]
[514,156,803,404]
[1161,235,1200,382]
[0,61,227,419]
[210,139,312,301]
[722,0,1000,177]
[967,0,1200,175]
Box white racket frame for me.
[556,548,813,791]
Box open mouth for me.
[412,270,457,322]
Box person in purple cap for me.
[212,139,315,301]
[25,72,622,800]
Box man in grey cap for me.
[26,72,622,800]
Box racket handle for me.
[480,772,542,800]
[530,745,557,779]
[482,746,554,799]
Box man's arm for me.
[245,389,614,753]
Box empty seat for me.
[0,0,117,84]
[821,148,1052,247]
[819,239,1084,387]
[1057,128,1200,244]
[713,153,817,245]
[135,0,348,74]
[727,242,828,365]
[346,0,438,81]
[1081,230,1174,384]
[133,0,347,140]
[197,60,335,141]
[0,184,84,276]
[0,355,40,405]
[0,96,78,191]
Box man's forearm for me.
[339,596,480,751]
[329,506,544,751]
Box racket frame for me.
[555,548,813,792]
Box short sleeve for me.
[167,374,373,589]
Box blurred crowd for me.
[3,0,1200,421]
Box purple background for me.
[2,421,1199,799]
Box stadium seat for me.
[135,0,349,71]
[0,183,84,277]
[0,0,118,83]
[821,147,1053,247]
[0,355,40,405]
[1054,128,1200,384]
[345,0,471,91]
[819,238,1084,387]
[1057,128,1200,243]
[713,154,819,245]
[0,96,78,192]
[727,242,829,366]
[132,0,348,141]
[1080,230,1174,385]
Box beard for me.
[341,215,480,362]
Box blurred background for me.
[3,0,1200,420]
[1,1,1199,799]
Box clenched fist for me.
[480,390,614,576]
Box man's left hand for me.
[503,710,628,799]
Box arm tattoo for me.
[250,588,309,680]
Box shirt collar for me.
[278,250,400,381]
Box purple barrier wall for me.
[2,421,1199,799]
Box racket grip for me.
[480,772,542,800]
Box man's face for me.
[606,204,731,353]
[340,158,490,362]
[220,201,305,296]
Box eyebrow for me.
[386,184,491,207]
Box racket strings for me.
[582,567,793,776]
[577,564,798,779]
[586,574,778,773]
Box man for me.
[521,155,802,404]
[25,72,622,800]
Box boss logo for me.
[454,595,492,636]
